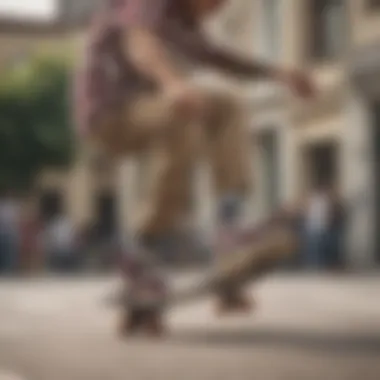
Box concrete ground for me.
[0,273,380,380]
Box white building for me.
[3,0,379,268]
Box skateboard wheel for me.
[119,307,165,337]
[144,310,165,337]
[215,291,254,316]
[118,308,143,336]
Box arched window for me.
[259,0,281,61]
[308,0,347,60]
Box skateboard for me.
[116,213,298,336]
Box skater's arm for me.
[172,29,315,97]
[173,30,276,79]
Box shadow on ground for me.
[169,328,380,355]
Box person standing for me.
[0,190,20,274]
[303,186,331,269]
[326,188,346,270]
[19,201,44,275]
[45,214,77,273]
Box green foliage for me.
[0,54,75,191]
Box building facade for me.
[346,0,380,267]
[250,0,380,268]
[2,0,380,268]
[0,1,117,237]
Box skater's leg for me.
[200,90,254,313]
[102,94,202,335]
[86,96,175,334]
[137,87,254,313]
[203,93,252,197]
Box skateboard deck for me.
[119,220,297,312]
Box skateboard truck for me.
[119,305,165,337]
[118,278,167,337]
[215,289,254,316]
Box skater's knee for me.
[198,91,245,137]
[205,90,243,119]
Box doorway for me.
[95,192,117,239]
[304,141,339,191]
[302,141,341,270]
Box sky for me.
[0,0,58,20]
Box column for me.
[342,91,375,268]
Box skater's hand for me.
[285,70,317,99]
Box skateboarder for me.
[74,0,315,333]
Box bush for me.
[0,54,75,191]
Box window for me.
[95,192,116,238]
[309,0,346,60]
[260,0,281,60]
[304,143,338,190]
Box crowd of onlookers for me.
[292,184,346,271]
[0,191,118,276]
[0,191,74,275]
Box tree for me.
[0,54,75,192]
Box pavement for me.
[0,273,380,380]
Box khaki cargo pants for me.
[90,85,252,239]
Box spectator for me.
[45,214,78,273]
[303,185,330,269]
[302,184,346,270]
[326,187,346,271]
[19,200,44,275]
[0,190,20,274]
